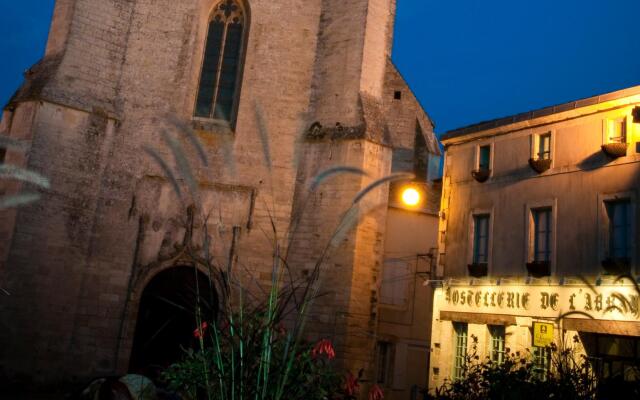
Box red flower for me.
[311,339,336,360]
[369,384,384,400]
[345,372,360,396]
[193,322,208,339]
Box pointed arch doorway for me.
[129,266,218,378]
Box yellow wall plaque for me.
[533,322,554,347]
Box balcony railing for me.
[528,158,552,173]
[468,263,488,278]
[471,168,491,183]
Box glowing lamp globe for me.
[401,187,421,207]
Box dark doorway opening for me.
[129,266,218,379]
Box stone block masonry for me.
[0,0,439,387]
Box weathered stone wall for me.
[0,0,439,387]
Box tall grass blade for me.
[613,274,640,298]
[143,146,183,200]
[160,129,199,201]
[352,172,414,204]
[254,103,272,171]
[0,192,41,209]
[167,115,209,166]
[0,134,27,150]
[310,166,368,191]
[0,165,50,189]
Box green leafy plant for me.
[433,334,598,400]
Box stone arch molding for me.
[114,174,255,371]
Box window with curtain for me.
[473,214,490,265]
[606,199,632,261]
[532,207,552,263]
[195,0,246,122]
[478,145,491,170]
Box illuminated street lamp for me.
[401,186,421,207]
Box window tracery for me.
[195,0,247,123]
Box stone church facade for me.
[0,0,439,386]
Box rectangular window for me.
[489,325,506,365]
[533,208,552,263]
[608,117,627,144]
[473,215,490,265]
[595,334,640,381]
[380,261,410,306]
[606,199,632,260]
[376,341,392,385]
[453,323,468,380]
[537,133,551,160]
[532,345,551,381]
[479,145,491,170]
[0,148,6,164]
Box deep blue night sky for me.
[2,0,640,134]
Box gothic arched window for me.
[194,0,247,123]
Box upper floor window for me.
[453,322,468,380]
[607,117,627,144]
[472,144,492,182]
[536,133,551,160]
[478,145,491,171]
[195,0,247,123]
[473,214,490,265]
[489,325,506,365]
[606,199,632,261]
[533,207,552,263]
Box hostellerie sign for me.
[440,284,640,322]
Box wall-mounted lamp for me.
[401,186,421,207]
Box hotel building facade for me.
[428,86,640,394]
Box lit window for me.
[532,208,552,263]
[606,199,632,261]
[195,0,247,123]
[478,145,491,170]
[376,341,393,385]
[489,325,505,365]
[537,133,551,160]
[607,117,627,144]
[473,215,490,265]
[380,261,410,306]
[453,323,468,380]
[532,345,551,381]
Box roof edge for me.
[442,84,640,143]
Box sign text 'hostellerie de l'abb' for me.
[441,284,640,321]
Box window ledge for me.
[192,117,233,135]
